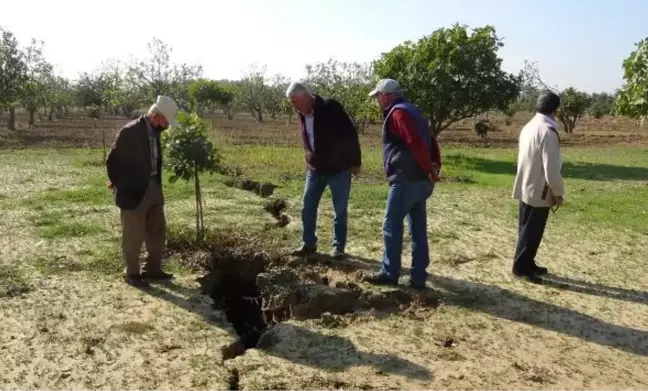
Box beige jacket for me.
[512,113,564,207]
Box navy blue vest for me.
[382,98,431,183]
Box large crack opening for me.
[199,249,442,350]
[194,237,443,390]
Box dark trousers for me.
[513,201,550,273]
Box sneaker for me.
[141,270,174,280]
[361,272,398,286]
[330,248,346,260]
[290,244,317,258]
[124,274,150,287]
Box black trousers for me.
[513,201,550,273]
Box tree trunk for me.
[226,107,233,120]
[28,109,36,127]
[48,107,54,121]
[8,108,16,131]
[194,164,204,244]
[100,119,107,163]
[256,110,263,123]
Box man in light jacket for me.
[512,91,564,284]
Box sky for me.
[2,0,647,93]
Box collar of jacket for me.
[534,112,559,131]
[382,97,408,118]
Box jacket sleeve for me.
[106,127,134,187]
[331,99,361,167]
[540,128,564,197]
[390,110,433,174]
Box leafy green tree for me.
[99,59,139,117]
[0,27,27,130]
[305,59,378,133]
[264,74,289,120]
[523,60,589,133]
[588,92,615,119]
[188,78,229,115]
[373,24,520,136]
[163,111,223,242]
[41,74,72,120]
[558,87,591,133]
[19,39,53,127]
[614,38,648,120]
[75,72,109,118]
[215,80,236,119]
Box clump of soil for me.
[224,177,278,198]
[263,198,290,228]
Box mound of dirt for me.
[224,177,279,198]
[263,198,290,228]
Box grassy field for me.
[1,113,648,389]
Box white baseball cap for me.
[368,78,405,97]
[149,95,179,126]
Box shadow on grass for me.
[322,254,648,357]
[141,279,431,380]
[445,154,648,181]
[543,274,648,306]
[429,275,648,357]
[257,323,432,381]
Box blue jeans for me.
[380,180,434,285]
[302,169,351,251]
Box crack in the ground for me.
[224,177,279,198]
[198,246,442,364]
[227,367,240,391]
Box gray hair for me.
[285,81,313,99]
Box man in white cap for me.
[106,95,178,287]
[362,78,441,291]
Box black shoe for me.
[330,248,346,260]
[290,245,317,257]
[124,274,150,287]
[141,270,174,280]
[361,272,398,286]
[512,270,543,284]
[533,265,548,275]
[407,279,427,291]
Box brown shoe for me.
[141,270,174,280]
[124,274,150,287]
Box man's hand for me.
[552,195,564,206]
[351,166,361,178]
[428,163,441,182]
[107,180,115,191]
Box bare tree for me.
[127,37,202,110]
[236,64,267,122]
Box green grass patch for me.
[0,263,31,297]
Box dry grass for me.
[2,114,648,390]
